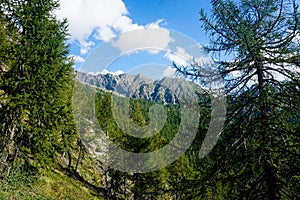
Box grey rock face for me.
[76,71,199,104]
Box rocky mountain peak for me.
[76,71,200,104]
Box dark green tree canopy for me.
[0,0,75,174]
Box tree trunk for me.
[257,66,280,199]
[75,143,82,172]
[264,161,280,200]
[67,151,72,169]
[0,122,16,176]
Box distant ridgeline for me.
[75,71,203,105]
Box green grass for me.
[0,169,103,200]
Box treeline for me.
[0,0,300,199]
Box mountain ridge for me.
[75,71,201,104]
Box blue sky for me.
[54,0,300,81]
[55,0,212,79]
[122,0,211,42]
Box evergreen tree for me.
[176,0,300,199]
[0,0,75,174]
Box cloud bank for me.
[56,1,206,74]
[56,0,166,55]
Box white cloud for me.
[111,16,143,33]
[194,56,213,65]
[111,27,172,55]
[164,47,193,66]
[56,0,166,55]
[163,67,176,77]
[69,55,85,63]
[269,63,300,81]
[93,26,116,42]
[79,40,95,55]
[56,0,128,40]
[146,19,166,28]
[112,69,125,75]
[92,69,124,76]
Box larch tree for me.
[176,0,300,199]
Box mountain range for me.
[75,71,201,104]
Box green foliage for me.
[0,22,5,51]
[89,89,211,199]
[94,90,181,153]
[175,0,300,199]
[1,0,299,199]
[0,0,75,174]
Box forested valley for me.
[0,0,299,199]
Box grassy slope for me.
[0,169,103,200]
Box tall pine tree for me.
[0,0,75,175]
